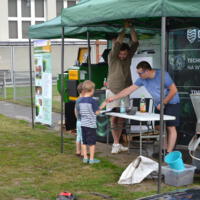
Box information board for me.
[34,40,52,126]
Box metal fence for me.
[0,69,12,99]
[0,70,60,112]
[13,71,35,103]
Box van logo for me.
[187,29,197,44]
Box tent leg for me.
[29,38,34,129]
[87,31,91,80]
[157,16,166,194]
[60,26,65,153]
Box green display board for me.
[168,28,200,144]
[34,40,52,126]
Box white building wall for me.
[0,0,9,41]
[0,0,57,42]
[51,43,97,76]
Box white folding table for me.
[106,112,176,155]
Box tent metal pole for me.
[29,38,34,129]
[60,26,65,153]
[87,31,92,80]
[107,40,109,49]
[157,17,166,194]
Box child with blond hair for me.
[75,80,106,164]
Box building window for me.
[8,0,18,17]
[35,0,44,17]
[8,0,46,40]
[21,0,31,17]
[9,21,18,38]
[22,21,31,38]
[56,0,64,16]
[67,0,76,7]
[56,0,79,16]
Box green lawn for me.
[0,114,199,200]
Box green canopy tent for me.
[28,14,158,154]
[29,16,125,39]
[29,16,158,39]
[60,0,200,193]
[61,0,200,28]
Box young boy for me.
[76,80,106,164]
[74,82,84,156]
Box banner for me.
[168,28,200,143]
[34,40,52,125]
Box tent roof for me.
[61,0,200,28]
[29,16,158,39]
[28,16,124,39]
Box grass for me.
[0,115,199,200]
[0,85,61,113]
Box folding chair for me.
[126,98,159,155]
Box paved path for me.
[0,101,61,130]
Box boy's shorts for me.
[155,103,180,127]
[81,126,97,145]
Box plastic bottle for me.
[103,77,107,88]
[140,95,146,112]
[120,98,126,113]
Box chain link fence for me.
[0,70,60,112]
[0,70,35,105]
[13,71,35,105]
[0,70,12,99]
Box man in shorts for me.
[106,22,139,154]
[107,61,180,154]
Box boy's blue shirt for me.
[76,97,99,128]
[134,70,180,106]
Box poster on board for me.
[168,28,200,143]
[34,40,52,126]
